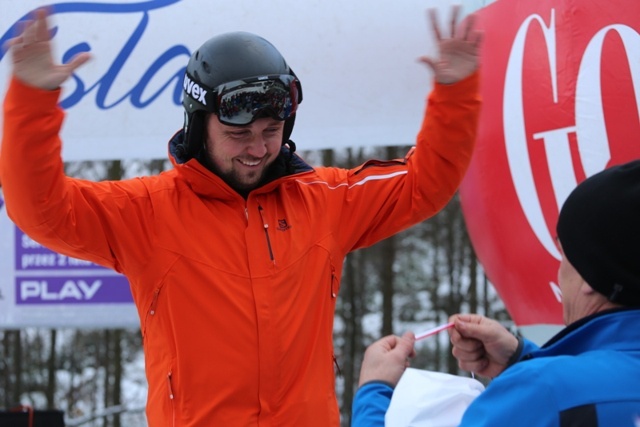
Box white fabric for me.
[385,368,485,427]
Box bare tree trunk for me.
[338,147,381,426]
[101,160,124,427]
[1,332,9,407]
[103,330,112,427]
[46,329,58,408]
[322,149,334,168]
[483,273,491,317]
[148,159,167,175]
[380,236,396,337]
[380,146,400,337]
[467,244,479,315]
[341,253,356,427]
[13,330,23,405]
[113,330,123,427]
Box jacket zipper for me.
[257,204,275,263]
[149,289,160,315]
[167,371,176,427]
[333,354,342,377]
[330,265,338,298]
[143,288,161,341]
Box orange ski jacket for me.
[1,72,480,427]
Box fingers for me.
[457,354,490,376]
[450,329,491,376]
[427,9,441,42]
[373,332,416,366]
[417,55,437,73]
[450,327,484,364]
[399,330,416,346]
[420,5,481,83]
[65,52,92,73]
[448,314,519,378]
[394,332,416,372]
[449,5,461,38]
[461,12,475,41]
[18,9,48,45]
[451,314,495,341]
[449,313,483,327]
[426,5,482,49]
[449,314,488,374]
[3,37,22,53]
[7,8,48,52]
[450,329,483,353]
[377,334,400,351]
[381,332,415,357]
[20,21,36,46]
[34,9,52,44]
[429,5,463,41]
[460,13,483,51]
[398,331,416,359]
[471,28,484,49]
[358,333,416,387]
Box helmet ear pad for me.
[177,111,206,162]
[283,114,296,146]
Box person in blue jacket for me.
[352,159,640,427]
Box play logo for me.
[16,276,134,305]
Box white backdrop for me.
[1,0,490,161]
[0,0,492,328]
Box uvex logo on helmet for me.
[183,74,208,105]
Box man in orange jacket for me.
[1,7,482,427]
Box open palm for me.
[420,7,482,84]
[7,9,90,90]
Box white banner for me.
[0,0,487,162]
[0,0,490,328]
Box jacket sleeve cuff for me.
[505,335,524,368]
[505,336,540,368]
[430,70,480,101]
[352,381,394,427]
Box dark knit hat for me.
[556,160,640,306]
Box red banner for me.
[461,0,640,328]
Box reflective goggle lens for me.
[216,75,300,126]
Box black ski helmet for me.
[178,31,303,161]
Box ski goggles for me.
[211,74,302,126]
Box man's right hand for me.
[4,8,90,90]
[448,313,519,378]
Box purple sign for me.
[16,275,133,305]
[15,227,104,271]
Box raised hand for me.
[420,6,482,84]
[4,8,90,90]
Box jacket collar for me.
[534,307,640,357]
[167,129,313,200]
